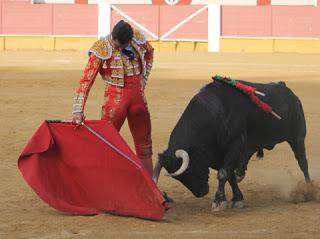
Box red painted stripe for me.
[152,0,191,5]
[75,0,88,4]
[257,0,270,5]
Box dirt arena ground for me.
[0,50,320,239]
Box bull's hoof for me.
[212,201,228,212]
[231,200,245,209]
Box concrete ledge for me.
[0,37,4,51]
[274,39,320,54]
[0,38,209,52]
[220,38,273,53]
[195,42,208,52]
[149,41,160,53]
[3,37,320,54]
[55,37,97,51]
[176,42,195,52]
[159,41,177,52]
[5,36,55,50]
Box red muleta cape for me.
[18,120,167,220]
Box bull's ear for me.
[158,153,164,165]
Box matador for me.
[72,21,154,176]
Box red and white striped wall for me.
[29,0,318,6]
[104,3,217,50]
[1,0,320,53]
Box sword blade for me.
[81,123,142,169]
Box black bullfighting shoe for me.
[163,192,174,203]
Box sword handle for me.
[45,120,73,123]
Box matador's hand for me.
[72,112,85,124]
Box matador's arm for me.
[132,29,154,81]
[72,54,102,114]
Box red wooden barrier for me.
[2,2,53,35]
[272,6,320,38]
[0,3,98,35]
[221,5,320,38]
[0,3,2,34]
[1,3,320,39]
[221,6,272,37]
[111,5,159,40]
[53,4,98,35]
[159,5,207,40]
[257,0,270,5]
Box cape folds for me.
[18,120,167,220]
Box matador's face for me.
[111,38,130,50]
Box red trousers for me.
[101,75,153,176]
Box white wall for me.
[191,0,257,5]
[271,0,317,6]
[33,0,74,3]
[88,0,152,4]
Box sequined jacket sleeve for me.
[73,54,102,114]
[144,40,154,80]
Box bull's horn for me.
[166,149,190,177]
[152,160,162,184]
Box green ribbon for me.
[213,75,237,86]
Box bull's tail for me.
[287,97,310,182]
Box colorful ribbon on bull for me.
[213,75,282,120]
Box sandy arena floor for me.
[0,51,320,239]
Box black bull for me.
[153,79,310,210]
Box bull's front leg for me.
[212,168,229,211]
[212,133,247,211]
[228,171,244,209]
